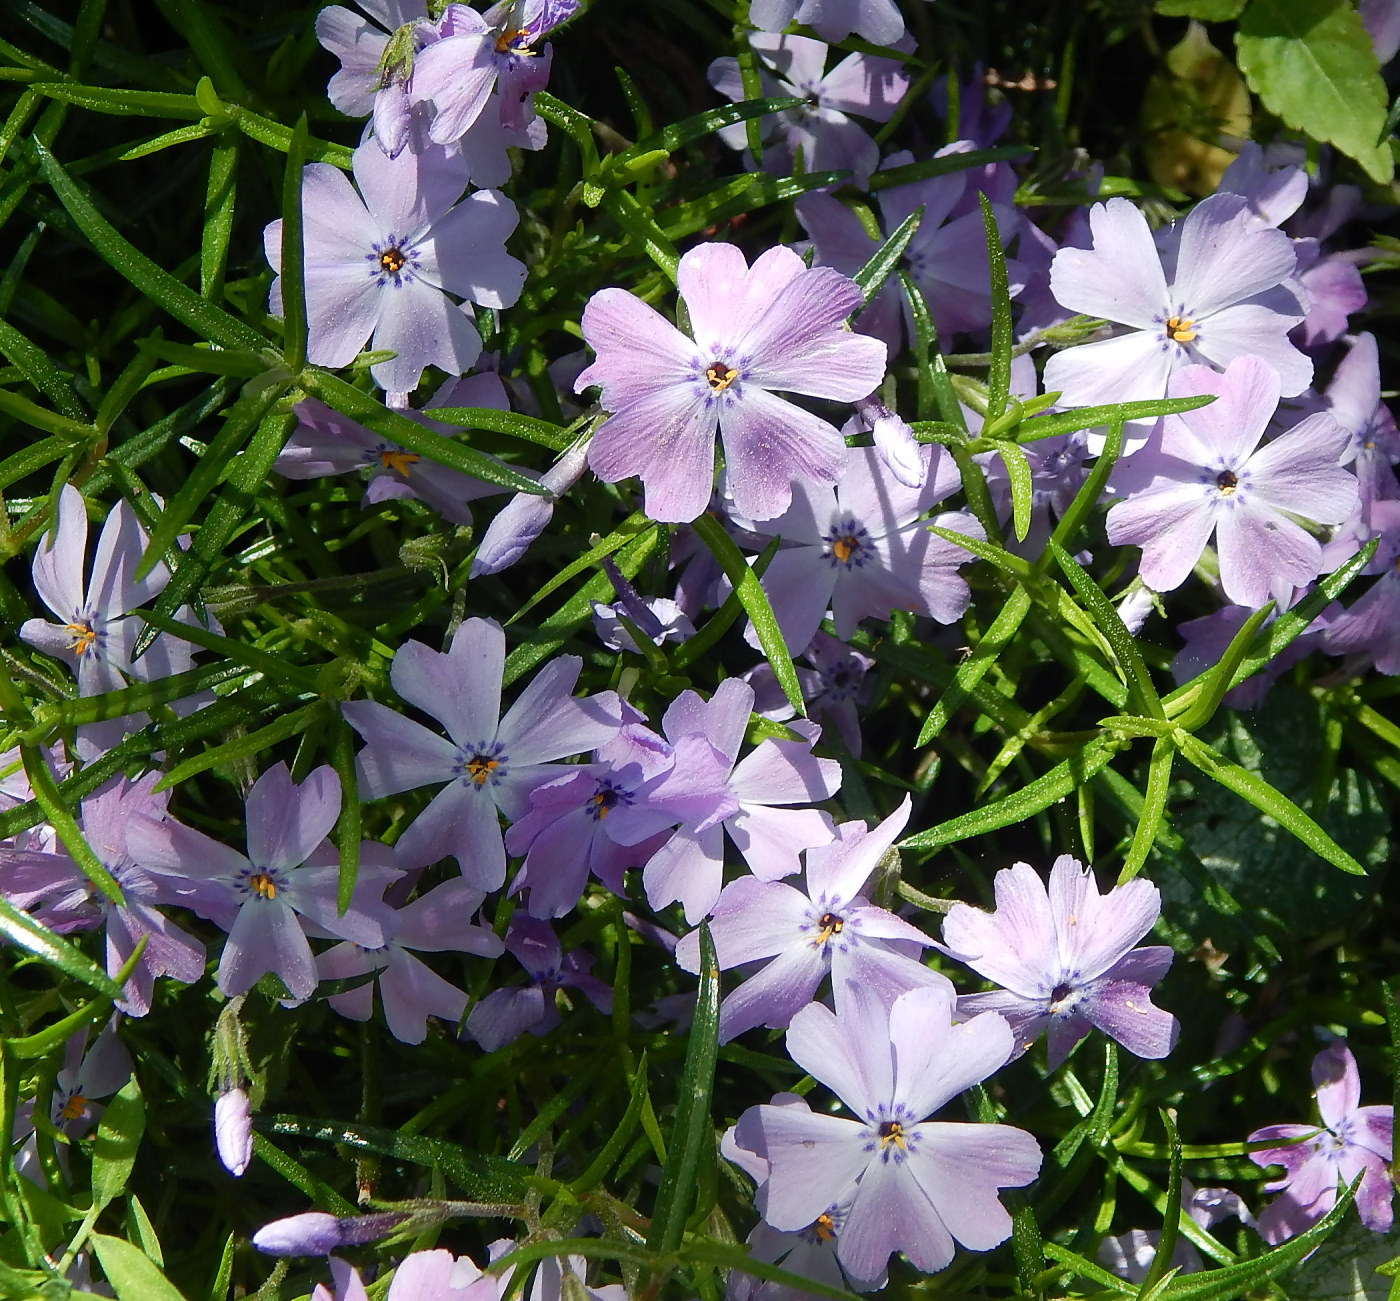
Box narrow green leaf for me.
[917,585,1030,745]
[303,372,546,493]
[1139,1110,1184,1295]
[28,660,247,732]
[90,1235,189,1301]
[0,894,122,997]
[0,432,72,491]
[980,192,1014,426]
[278,114,310,371]
[331,717,361,917]
[646,921,721,1256]
[852,205,921,306]
[685,1240,863,1301]
[0,384,94,440]
[926,523,1033,579]
[1176,731,1367,875]
[92,1079,144,1210]
[22,743,123,903]
[426,405,570,451]
[220,103,352,167]
[6,997,109,1060]
[997,441,1034,543]
[620,95,803,162]
[33,141,266,351]
[660,170,848,238]
[867,144,1032,190]
[507,514,652,625]
[690,512,803,714]
[0,315,82,418]
[1237,0,1394,183]
[201,138,237,300]
[206,1231,234,1301]
[672,535,781,671]
[1170,602,1274,732]
[900,271,964,427]
[153,701,323,791]
[603,186,680,283]
[1049,541,1164,721]
[117,120,220,160]
[27,83,203,118]
[1018,394,1215,444]
[1118,735,1176,884]
[571,1054,649,1194]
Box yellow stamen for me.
[65,622,97,655]
[705,363,738,392]
[591,790,611,819]
[249,872,277,900]
[1166,315,1197,343]
[60,1093,88,1121]
[815,911,844,943]
[812,1213,836,1243]
[831,535,859,563]
[379,247,406,274]
[495,28,532,53]
[379,448,420,477]
[877,1119,906,1151]
[466,756,499,785]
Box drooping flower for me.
[709,35,910,189]
[1105,356,1358,606]
[342,618,623,889]
[126,764,399,1002]
[265,140,525,394]
[737,982,1041,1280]
[1248,1038,1394,1243]
[253,1210,406,1257]
[576,242,887,523]
[1044,194,1311,440]
[939,854,1179,1070]
[675,798,949,1042]
[316,878,503,1044]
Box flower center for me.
[877,1119,906,1150]
[811,1212,836,1243]
[65,620,98,656]
[816,911,844,942]
[379,448,420,477]
[1166,314,1197,342]
[249,872,278,900]
[367,236,418,286]
[587,782,630,821]
[705,362,738,392]
[59,1092,88,1121]
[1216,470,1238,495]
[495,27,534,54]
[823,518,871,569]
[467,756,500,784]
[458,742,509,789]
[379,247,406,275]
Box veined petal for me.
[32,484,88,622]
[246,763,341,872]
[905,1121,1041,1250]
[218,899,317,1001]
[369,276,482,392]
[719,387,847,523]
[1049,199,1169,328]
[343,699,461,796]
[392,621,503,751]
[1172,194,1297,319]
[576,288,701,406]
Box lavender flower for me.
[709,36,910,188]
[576,242,886,523]
[126,764,399,1002]
[737,982,1040,1279]
[939,855,1179,1070]
[746,632,875,757]
[342,618,622,889]
[1323,499,1400,674]
[675,798,949,1042]
[1320,332,1400,524]
[465,916,611,1051]
[214,1087,253,1178]
[316,878,503,1044]
[1106,356,1357,606]
[750,0,909,45]
[470,442,588,576]
[1249,1039,1394,1243]
[1044,195,1311,440]
[740,443,981,653]
[1098,1181,1252,1282]
[275,373,518,525]
[265,140,525,393]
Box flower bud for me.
[214,1087,252,1177]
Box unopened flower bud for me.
[252,1210,404,1257]
[214,1087,252,1178]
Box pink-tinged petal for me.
[298,162,380,260]
[742,269,886,399]
[680,243,801,357]
[414,33,499,142]
[20,618,81,675]
[756,1106,872,1232]
[1216,505,1321,607]
[843,1156,952,1279]
[1350,1106,1393,1162]
[1352,1151,1395,1232]
[352,139,468,239]
[719,388,848,522]
[731,733,841,806]
[32,484,88,620]
[1164,356,1277,466]
[891,997,1011,1119]
[386,1248,467,1298]
[1248,1123,1324,1179]
[677,877,811,970]
[369,276,482,392]
[1083,980,1178,1060]
[1247,415,1357,522]
[1312,1039,1361,1130]
[718,943,829,1042]
[1172,194,1297,318]
[587,384,719,524]
[501,657,621,764]
[378,949,468,1044]
[246,763,340,872]
[1042,329,1175,414]
[940,862,1056,999]
[1048,856,1160,980]
[730,804,835,880]
[394,782,505,889]
[1257,1154,1336,1244]
[1049,199,1168,328]
[787,993,890,1117]
[662,678,753,765]
[643,823,725,922]
[417,189,524,307]
[1190,302,1312,397]
[629,734,736,836]
[576,288,701,406]
[218,899,317,1000]
[797,191,878,278]
[214,1088,253,1177]
[807,798,910,905]
[342,699,460,796]
[906,1121,1041,1250]
[395,877,500,953]
[818,51,909,119]
[1107,486,1218,595]
[840,444,958,530]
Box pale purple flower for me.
[1098,1181,1252,1283]
[265,140,525,393]
[1106,356,1358,606]
[0,773,205,1016]
[1216,143,1308,231]
[577,242,886,523]
[1292,239,1367,348]
[275,373,517,525]
[254,1210,405,1256]
[20,484,200,701]
[470,442,588,576]
[1320,332,1400,524]
[709,36,910,189]
[1362,0,1400,62]
[316,878,503,1044]
[939,854,1179,1070]
[675,798,949,1042]
[465,916,611,1051]
[1044,195,1311,441]
[1249,1039,1395,1243]
[1323,498,1400,674]
[126,764,398,1002]
[591,595,694,654]
[488,1237,626,1301]
[641,678,841,923]
[741,444,981,653]
[750,0,909,45]
[746,632,875,757]
[738,982,1041,1279]
[343,618,622,889]
[214,1087,253,1178]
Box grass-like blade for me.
[426,405,570,451]
[153,700,323,792]
[980,192,1014,426]
[0,893,122,997]
[867,145,1031,190]
[1016,393,1214,443]
[853,205,920,305]
[620,96,802,162]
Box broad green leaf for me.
[33,141,267,351]
[646,922,720,1256]
[852,205,921,306]
[92,1079,144,1209]
[1237,0,1394,182]
[91,1234,190,1301]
